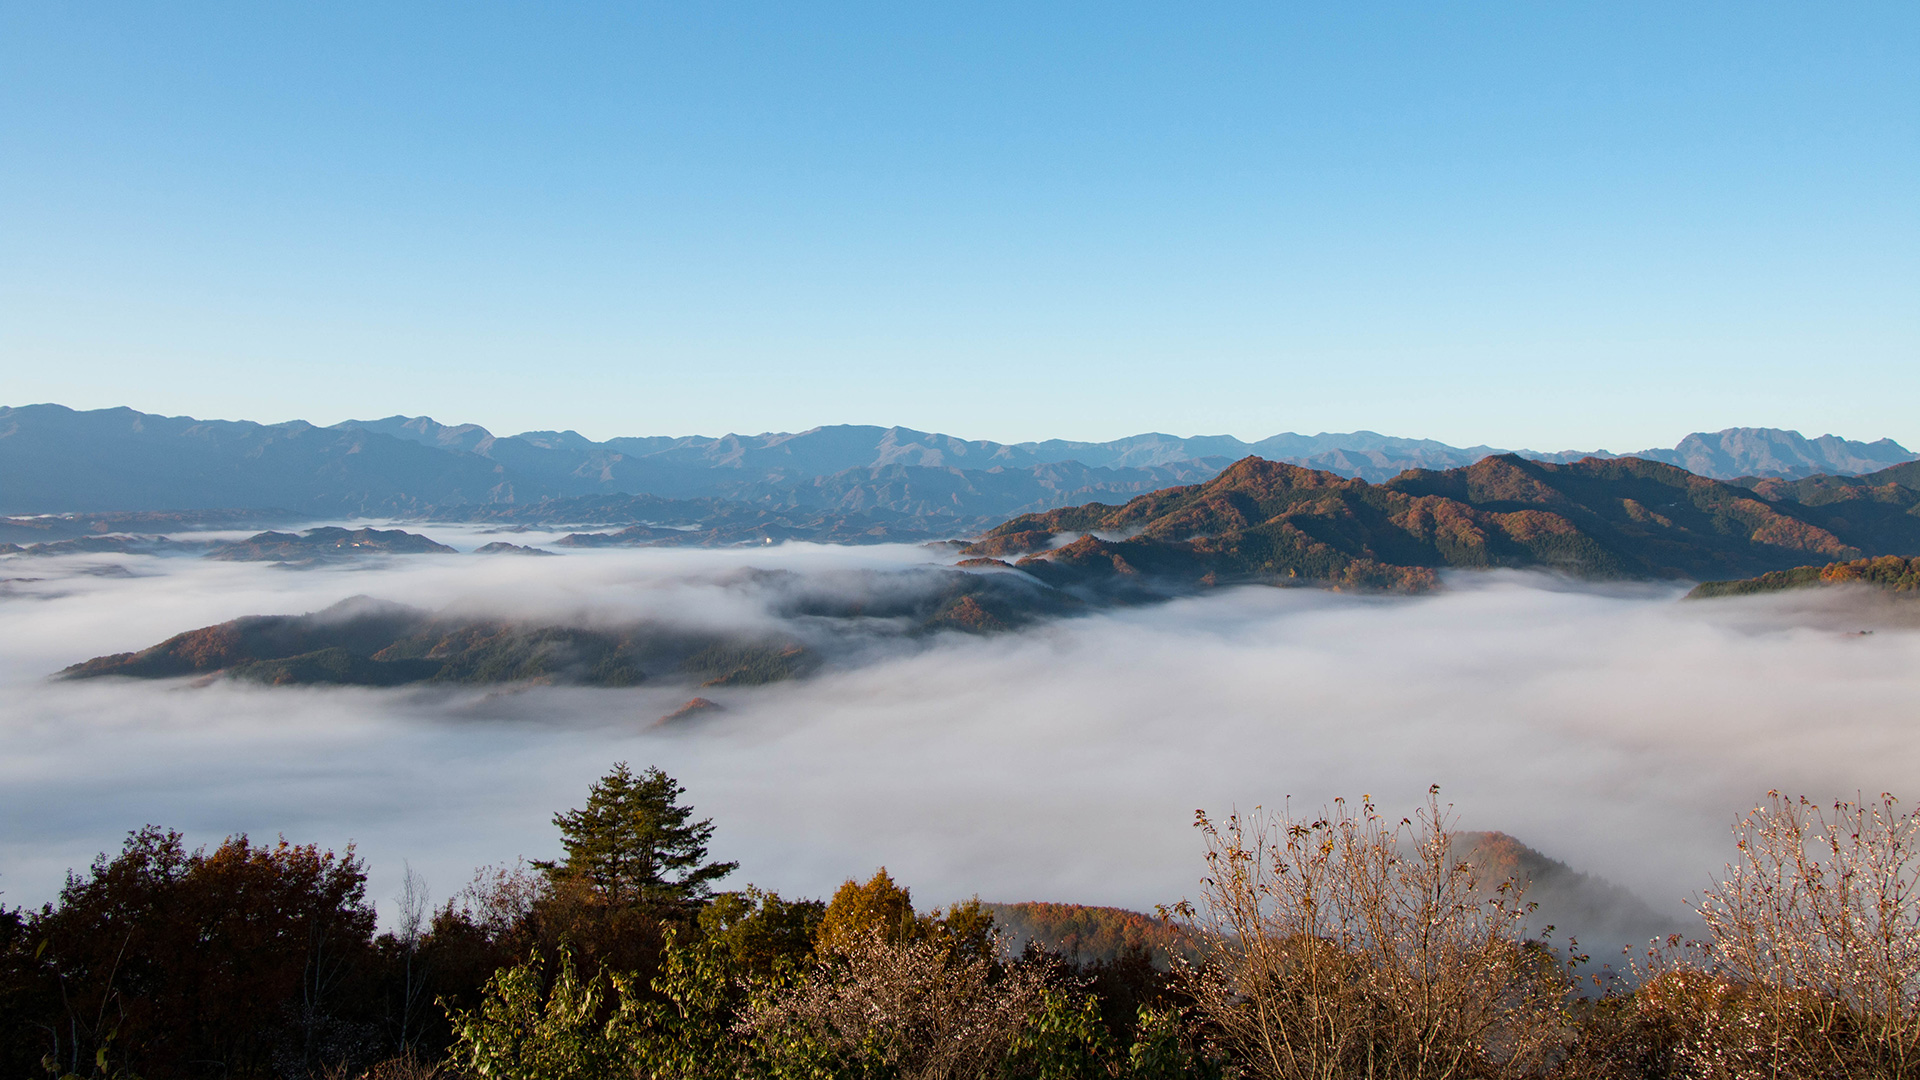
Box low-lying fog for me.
[5,532,1918,959]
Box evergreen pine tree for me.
[534,763,738,910]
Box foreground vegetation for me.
[5,771,1919,1080]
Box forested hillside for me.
[58,567,1078,687]
[970,455,1920,593]
[1688,554,1920,599]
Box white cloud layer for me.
[4,541,1918,958]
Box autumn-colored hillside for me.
[965,454,1919,592]
[1687,554,1920,600]
[985,902,1195,966]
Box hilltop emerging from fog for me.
[49,449,1920,687]
[968,454,1920,593]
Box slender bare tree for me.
[393,863,432,1053]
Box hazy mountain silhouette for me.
[1621,428,1915,480]
[0,405,515,514]
[2,404,1912,521]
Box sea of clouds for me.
[4,528,1918,960]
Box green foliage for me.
[1004,992,1222,1080]
[445,948,625,1080]
[613,932,743,1080]
[1125,1006,1221,1080]
[1688,565,1828,598]
[681,641,805,686]
[700,887,826,977]
[534,764,738,911]
[1006,989,1118,1080]
[447,935,744,1080]
[931,896,999,963]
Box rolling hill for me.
[57,568,1080,687]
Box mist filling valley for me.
[4,531,1918,963]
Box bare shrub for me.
[450,858,545,940]
[1187,786,1575,1080]
[739,929,1052,1080]
[1626,791,1920,1079]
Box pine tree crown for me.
[533,763,738,909]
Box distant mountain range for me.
[0,403,1913,524]
[0,526,454,561]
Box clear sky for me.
[2,3,1914,450]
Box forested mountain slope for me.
[966,455,1920,593]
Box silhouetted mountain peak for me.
[1645,427,1916,480]
[338,415,496,455]
[509,429,601,453]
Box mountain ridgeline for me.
[1,526,459,561]
[2,404,1912,527]
[966,454,1920,593]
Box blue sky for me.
[2,3,1914,449]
